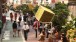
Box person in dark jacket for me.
[23,14,27,22]
[10,13,13,22]
[0,20,2,34]
[14,13,17,21]
[18,15,22,22]
[12,21,17,37]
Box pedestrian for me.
[2,13,6,25]
[33,19,40,38]
[10,13,13,22]
[23,14,28,22]
[54,30,59,42]
[46,24,51,38]
[61,33,68,42]
[18,15,22,22]
[22,22,29,41]
[12,21,17,37]
[14,12,17,21]
[39,29,45,42]
[0,20,2,35]
[48,34,53,42]
[27,15,32,26]
[58,35,62,42]
[38,23,44,34]
[17,21,21,37]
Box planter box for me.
[35,6,55,22]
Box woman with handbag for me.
[22,22,29,41]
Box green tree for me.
[52,2,69,32]
[33,5,39,14]
[16,4,29,14]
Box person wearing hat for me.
[22,22,29,41]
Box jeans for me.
[38,28,42,33]
[35,29,37,38]
[0,28,2,34]
[24,30,28,41]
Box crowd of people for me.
[10,12,68,42]
[10,13,68,42]
[1,10,69,42]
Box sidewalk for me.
[2,21,48,42]
[2,20,23,42]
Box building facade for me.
[68,0,76,17]
[6,0,69,6]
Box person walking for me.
[12,21,17,37]
[48,34,53,42]
[18,15,22,22]
[33,19,40,38]
[10,13,13,22]
[17,21,22,37]
[23,14,28,22]
[22,22,29,41]
[14,12,17,21]
[2,12,6,25]
[38,23,44,34]
[27,16,32,26]
[61,33,68,42]
[0,20,2,35]
[46,24,51,38]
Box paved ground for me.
[2,20,23,42]
[1,10,48,42]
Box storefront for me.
[68,0,76,18]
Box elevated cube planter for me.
[35,6,55,22]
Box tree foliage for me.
[33,3,69,32]
[52,2,69,32]
[33,5,39,14]
[16,4,29,14]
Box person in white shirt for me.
[22,22,29,41]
